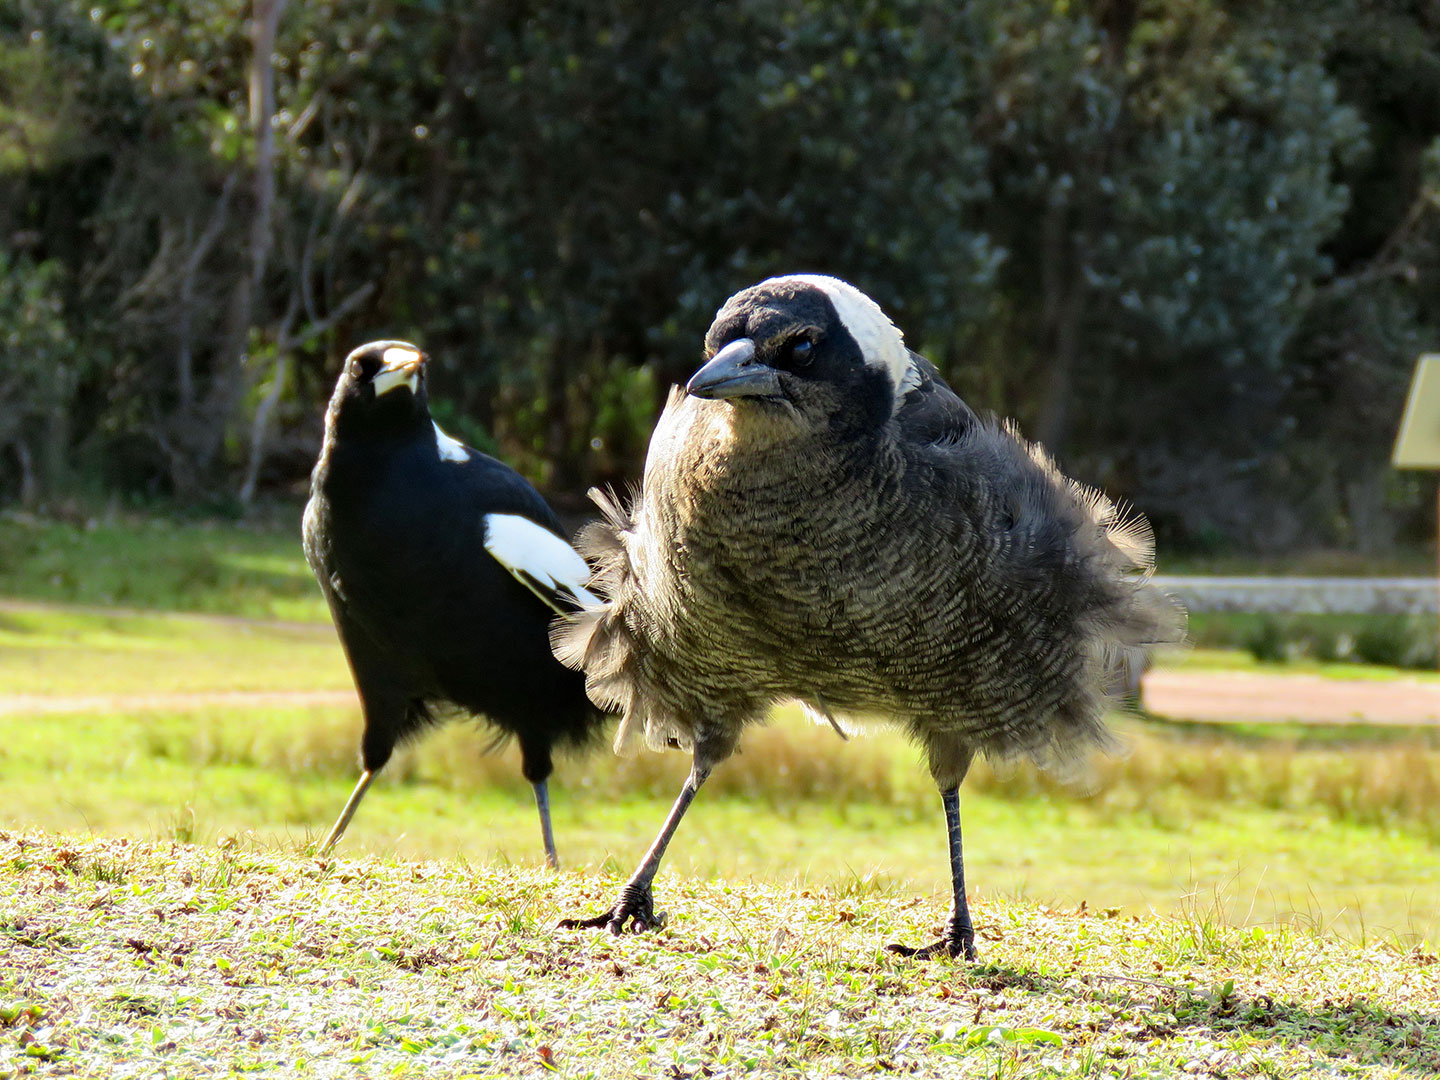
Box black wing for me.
[894,351,979,447]
[458,450,596,616]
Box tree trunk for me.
[38,402,70,501]
[544,338,578,492]
[238,354,290,508]
[247,0,284,301]
[189,0,286,495]
[1035,197,1085,453]
[15,440,36,509]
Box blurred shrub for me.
[1243,617,1293,665]
[1353,618,1440,669]
[1191,612,1439,671]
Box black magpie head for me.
[326,340,432,441]
[689,275,920,434]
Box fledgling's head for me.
[689,275,920,433]
[325,340,431,440]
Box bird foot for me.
[887,917,977,961]
[557,881,663,935]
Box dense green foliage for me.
[1,0,1438,548]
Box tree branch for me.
[238,280,376,508]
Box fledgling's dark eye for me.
[788,335,815,367]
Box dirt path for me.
[3,671,1436,724]
[1141,669,1440,725]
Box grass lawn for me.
[0,510,326,622]
[2,520,1438,1075]
[5,727,1437,948]
[1,686,1437,949]
[2,832,1437,1078]
[0,601,1437,950]
[0,602,349,697]
[1162,548,1437,577]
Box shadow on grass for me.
[969,961,1440,1076]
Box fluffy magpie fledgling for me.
[555,276,1186,958]
[304,340,605,866]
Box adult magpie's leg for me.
[319,770,375,855]
[533,780,559,870]
[888,786,977,960]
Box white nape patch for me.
[432,421,470,463]
[382,346,421,367]
[771,274,921,406]
[483,512,600,614]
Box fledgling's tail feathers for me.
[988,421,1186,782]
[550,486,651,754]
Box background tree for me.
[0,0,1435,551]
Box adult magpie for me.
[554,275,1185,957]
[304,340,605,867]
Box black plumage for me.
[303,340,606,866]
[554,275,1185,957]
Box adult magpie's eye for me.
[789,336,815,367]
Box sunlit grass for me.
[2,699,1436,947]
[1,531,1437,957]
[1160,644,1440,682]
[0,603,350,696]
[4,831,1435,1078]
[0,509,327,621]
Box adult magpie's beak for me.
[686,338,780,400]
[373,346,424,397]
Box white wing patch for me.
[432,421,471,463]
[483,512,599,613]
[773,274,921,406]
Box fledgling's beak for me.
[373,346,424,397]
[686,338,780,400]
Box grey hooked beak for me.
[686,338,781,400]
[373,346,424,397]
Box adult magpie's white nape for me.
[554,276,1186,958]
[303,340,606,867]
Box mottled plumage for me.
[555,276,1185,956]
[304,340,606,866]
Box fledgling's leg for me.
[889,737,977,960]
[558,727,736,935]
[888,787,977,959]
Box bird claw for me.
[557,882,661,936]
[887,919,977,961]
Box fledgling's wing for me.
[893,351,978,446]
[483,510,599,615]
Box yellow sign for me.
[1393,355,1440,469]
